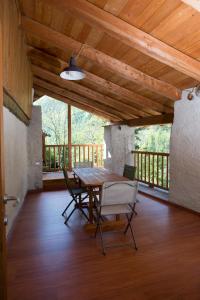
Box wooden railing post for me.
[133,150,170,191]
[44,143,104,171]
[68,105,72,171]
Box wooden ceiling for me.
[19,0,200,125]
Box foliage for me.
[135,125,171,152]
[34,96,171,153]
[34,96,107,144]
[72,107,106,144]
[35,96,68,145]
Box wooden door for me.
[0,12,7,300]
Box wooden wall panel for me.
[2,0,32,118]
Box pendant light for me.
[60,56,85,81]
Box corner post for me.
[68,105,72,171]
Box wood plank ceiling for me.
[19,0,200,125]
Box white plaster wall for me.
[3,105,43,233]
[104,125,135,175]
[3,107,28,233]
[27,106,43,190]
[169,90,200,212]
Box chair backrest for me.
[101,181,138,206]
[123,164,136,180]
[74,161,93,168]
[63,168,73,195]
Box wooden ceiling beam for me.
[32,64,146,119]
[84,70,172,115]
[125,114,174,127]
[27,46,172,115]
[33,77,129,121]
[21,16,181,100]
[43,0,200,82]
[34,87,116,121]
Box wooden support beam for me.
[84,70,172,115]
[68,105,72,171]
[0,12,7,300]
[21,16,181,100]
[125,114,174,127]
[43,0,200,82]
[33,77,128,120]
[28,47,173,115]
[34,87,117,122]
[32,65,142,119]
[33,77,123,121]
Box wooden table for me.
[73,167,128,231]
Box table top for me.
[73,167,128,187]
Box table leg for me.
[88,187,94,223]
[116,214,120,221]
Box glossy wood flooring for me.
[7,190,200,300]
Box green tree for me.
[34,96,107,145]
[135,125,171,152]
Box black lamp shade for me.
[60,57,85,80]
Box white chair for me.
[95,180,138,255]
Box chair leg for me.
[74,195,89,221]
[125,214,137,250]
[133,202,138,216]
[64,206,76,224]
[124,212,134,234]
[62,199,74,216]
[94,211,100,238]
[63,193,89,224]
[79,207,90,221]
[81,194,89,201]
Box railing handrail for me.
[45,143,104,147]
[133,150,169,156]
[43,143,104,172]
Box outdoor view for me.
[35,96,107,145]
[35,96,171,151]
[35,96,171,189]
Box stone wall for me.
[104,125,135,175]
[27,106,43,190]
[169,90,200,212]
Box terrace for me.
[1,1,200,300]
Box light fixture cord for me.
[72,43,85,59]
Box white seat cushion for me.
[100,204,132,216]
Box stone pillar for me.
[27,106,43,190]
[169,90,200,212]
[104,125,135,175]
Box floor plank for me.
[7,190,200,300]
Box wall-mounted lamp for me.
[187,91,194,101]
[187,84,200,101]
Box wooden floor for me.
[7,190,200,300]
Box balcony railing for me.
[43,144,104,172]
[133,151,170,190]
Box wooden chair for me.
[95,181,138,255]
[62,168,89,224]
